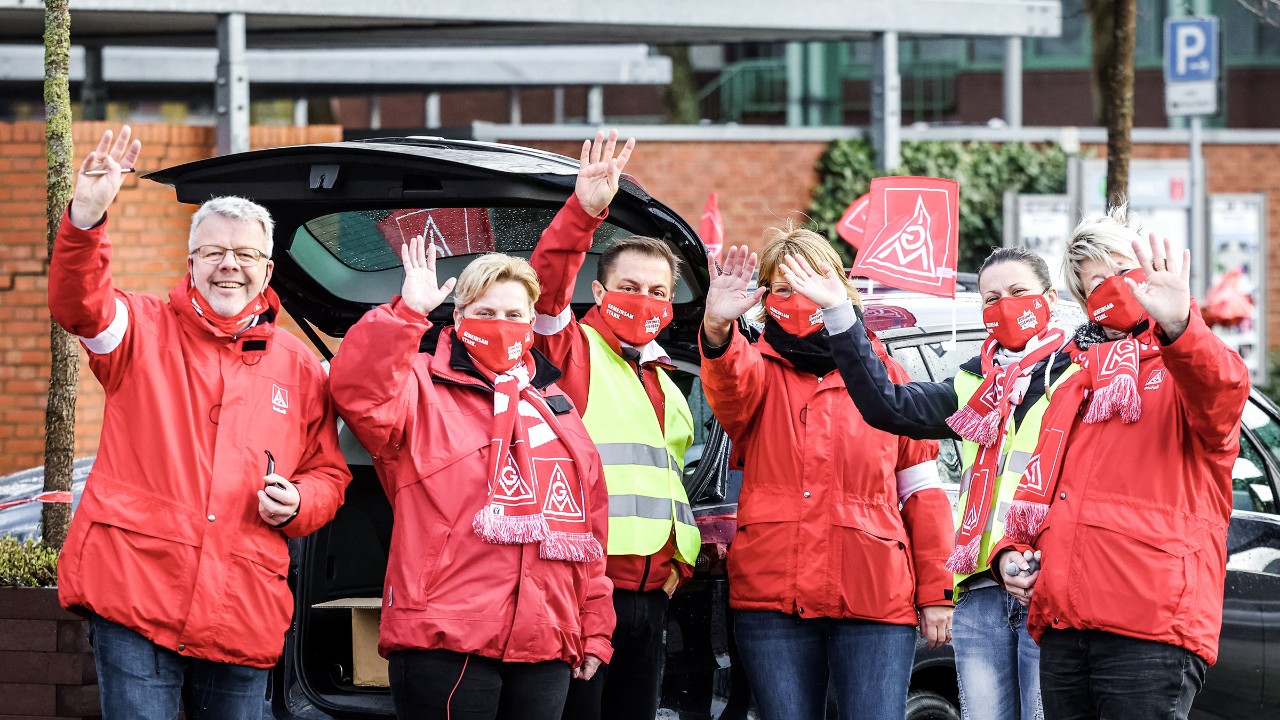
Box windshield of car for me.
[287,206,696,307]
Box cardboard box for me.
[312,597,387,687]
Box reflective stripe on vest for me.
[579,326,701,564]
[952,363,1079,588]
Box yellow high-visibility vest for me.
[580,326,701,565]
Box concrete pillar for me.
[871,31,901,169]
[587,84,604,125]
[215,12,249,155]
[1004,37,1023,128]
[425,92,441,129]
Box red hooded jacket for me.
[329,299,615,665]
[48,211,352,668]
[699,328,954,623]
[996,310,1250,665]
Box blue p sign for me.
[1165,17,1218,83]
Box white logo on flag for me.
[871,195,936,278]
[542,463,585,521]
[271,384,289,415]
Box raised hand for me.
[778,253,848,309]
[70,126,142,228]
[399,234,457,316]
[1128,233,1191,341]
[702,244,767,346]
[575,129,635,218]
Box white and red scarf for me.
[1003,328,1162,544]
[470,357,602,563]
[944,323,1070,573]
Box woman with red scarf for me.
[329,238,614,720]
[991,208,1250,720]
[699,233,952,720]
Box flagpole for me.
[946,297,958,350]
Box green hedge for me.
[807,139,1069,272]
[0,536,59,587]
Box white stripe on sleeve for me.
[896,460,943,504]
[78,298,129,355]
[532,307,573,336]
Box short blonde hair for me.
[453,253,540,312]
[1061,203,1141,306]
[757,226,863,310]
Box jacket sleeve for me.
[884,354,953,607]
[698,326,768,440]
[823,301,961,440]
[328,298,426,490]
[1158,305,1251,451]
[282,373,354,538]
[529,195,606,412]
[580,449,616,664]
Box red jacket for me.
[329,299,615,665]
[997,310,1249,665]
[49,211,351,668]
[699,328,953,623]
[529,195,693,593]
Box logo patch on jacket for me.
[271,384,289,415]
[1144,368,1167,391]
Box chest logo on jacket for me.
[1144,368,1167,391]
[271,384,290,415]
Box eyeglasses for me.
[191,245,270,266]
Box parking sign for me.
[1164,17,1219,116]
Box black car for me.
[85,137,1272,719]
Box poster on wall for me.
[1207,194,1268,385]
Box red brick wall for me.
[0,122,342,476]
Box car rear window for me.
[288,207,695,306]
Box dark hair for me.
[977,247,1053,293]
[597,236,682,286]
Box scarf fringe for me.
[472,508,549,546]
[539,530,604,563]
[945,406,1002,447]
[1004,500,1050,545]
[1083,373,1142,424]
[944,535,982,575]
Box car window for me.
[1233,434,1277,514]
[919,337,984,384]
[1243,400,1280,470]
[890,346,929,383]
[287,206,695,306]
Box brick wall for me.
[0,122,342,476]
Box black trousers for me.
[388,648,571,720]
[1039,628,1208,720]
[562,588,669,720]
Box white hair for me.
[188,196,275,257]
[1061,202,1142,306]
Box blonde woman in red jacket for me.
[329,239,614,720]
[699,233,954,720]
[994,208,1250,720]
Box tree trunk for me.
[1105,0,1137,209]
[658,45,701,124]
[43,0,76,550]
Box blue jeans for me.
[953,584,1043,720]
[88,614,268,720]
[734,610,915,720]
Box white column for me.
[871,31,901,169]
[215,13,249,155]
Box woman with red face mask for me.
[778,245,1076,720]
[699,229,952,720]
[988,208,1249,720]
[329,238,614,720]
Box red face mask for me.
[1086,268,1148,332]
[186,280,268,336]
[765,292,825,338]
[456,318,533,374]
[982,294,1050,351]
[599,291,673,346]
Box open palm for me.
[1128,233,1191,340]
[704,245,767,332]
[71,126,142,228]
[400,234,456,315]
[575,129,635,218]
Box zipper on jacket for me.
[640,554,652,589]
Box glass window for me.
[889,345,930,383]
[970,39,1007,64]
[1034,0,1088,58]
[1243,400,1280,470]
[920,338,985,384]
[1233,434,1276,514]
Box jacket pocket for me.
[222,544,292,660]
[1066,502,1203,636]
[833,520,915,619]
[409,523,454,609]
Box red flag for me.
[377,208,495,257]
[836,193,871,249]
[698,192,724,259]
[851,176,959,298]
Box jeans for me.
[388,648,571,720]
[734,610,916,720]
[953,585,1043,720]
[1039,628,1207,720]
[562,588,668,720]
[87,613,267,720]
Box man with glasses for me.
[48,126,351,719]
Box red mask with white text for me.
[982,294,1050,351]
[1087,268,1149,332]
[456,318,533,374]
[186,280,267,336]
[765,293,824,338]
[599,291,673,346]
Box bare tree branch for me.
[1233,0,1280,29]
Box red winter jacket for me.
[49,211,351,668]
[329,299,615,665]
[996,310,1249,665]
[699,328,954,623]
